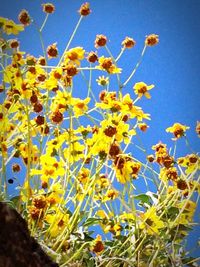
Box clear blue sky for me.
[1,0,200,258]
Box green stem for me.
[115,47,125,62]
[25,102,32,202]
[57,16,83,67]
[40,13,49,32]
[123,45,147,87]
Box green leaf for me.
[134,194,152,204]
[167,206,179,218]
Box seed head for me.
[79,2,91,16]
[95,34,107,48]
[145,34,159,46]
[18,9,31,26]
[47,43,58,58]
[122,37,136,49]
[42,3,55,14]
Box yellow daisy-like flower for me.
[102,189,118,202]
[119,212,135,223]
[177,154,200,175]
[45,182,65,206]
[90,235,104,255]
[121,93,151,120]
[139,206,164,235]
[174,200,196,226]
[77,168,90,184]
[0,17,24,35]
[45,209,70,237]
[64,46,85,66]
[96,75,109,86]
[31,155,65,183]
[63,141,85,163]
[115,158,141,183]
[96,56,121,74]
[72,97,90,117]
[133,82,154,99]
[166,123,189,139]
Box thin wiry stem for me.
[57,16,83,67]
[123,45,147,87]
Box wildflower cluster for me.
[0,3,199,267]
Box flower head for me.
[122,36,136,49]
[72,97,90,117]
[18,10,31,26]
[90,235,104,255]
[9,39,19,49]
[95,34,107,48]
[0,17,24,35]
[96,76,109,86]
[42,3,55,14]
[87,51,98,63]
[64,46,85,66]
[166,123,189,139]
[47,43,58,58]
[145,34,159,46]
[97,56,121,74]
[79,2,91,16]
[133,82,154,99]
[139,206,165,235]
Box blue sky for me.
[1,0,200,259]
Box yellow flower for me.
[133,82,154,99]
[45,209,70,237]
[96,210,121,235]
[119,212,135,223]
[31,154,65,183]
[159,167,178,182]
[95,175,110,190]
[0,17,24,35]
[72,97,90,117]
[64,47,85,66]
[114,155,141,183]
[90,235,104,255]
[40,76,59,91]
[18,142,39,165]
[177,154,200,174]
[96,209,110,220]
[77,168,90,184]
[139,206,165,235]
[103,189,118,202]
[96,91,122,112]
[3,65,23,89]
[45,134,67,155]
[87,136,110,159]
[96,56,121,74]
[166,123,190,139]
[175,200,196,225]
[25,65,46,82]
[196,121,200,137]
[46,182,65,205]
[63,141,85,163]
[121,94,151,120]
[96,75,109,86]
[99,113,135,145]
